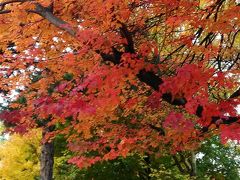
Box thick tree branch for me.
[119,23,135,53]
[137,70,163,91]
[28,3,76,36]
[0,1,76,35]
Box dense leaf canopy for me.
[0,0,239,169]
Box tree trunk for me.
[40,128,54,180]
[143,154,152,180]
[190,151,197,177]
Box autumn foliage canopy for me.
[0,0,239,168]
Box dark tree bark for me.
[40,127,54,180]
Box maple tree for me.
[0,0,239,178]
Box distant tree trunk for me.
[143,154,152,180]
[40,127,54,180]
[190,151,197,177]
